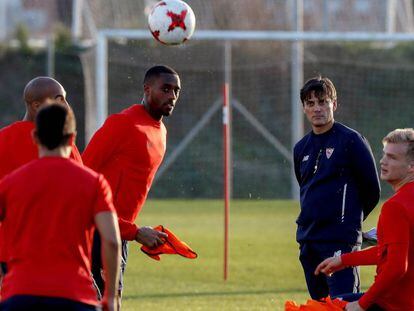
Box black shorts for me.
[0,295,100,311]
[91,231,129,299]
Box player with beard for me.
[82,65,181,305]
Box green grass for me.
[121,200,380,310]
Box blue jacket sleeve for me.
[349,134,380,219]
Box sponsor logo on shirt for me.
[302,155,309,162]
[326,148,334,159]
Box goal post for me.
[92,28,414,280]
[93,29,414,195]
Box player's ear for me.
[143,83,151,96]
[31,101,42,112]
[332,100,338,111]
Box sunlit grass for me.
[121,200,379,310]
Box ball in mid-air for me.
[148,0,196,45]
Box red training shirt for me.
[82,105,166,240]
[0,157,115,305]
[0,121,83,263]
[0,121,83,179]
[342,182,414,310]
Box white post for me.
[386,0,396,33]
[291,0,303,200]
[71,0,83,41]
[323,0,329,32]
[46,35,55,77]
[96,33,108,130]
[224,41,232,198]
[0,0,7,41]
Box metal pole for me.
[46,35,55,78]
[386,0,396,33]
[323,0,329,32]
[223,40,232,281]
[71,0,83,41]
[291,0,303,200]
[96,33,108,130]
[0,0,7,41]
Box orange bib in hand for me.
[285,297,348,310]
[141,225,198,261]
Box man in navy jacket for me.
[293,76,380,300]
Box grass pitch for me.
[122,200,379,310]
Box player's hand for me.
[345,301,365,311]
[102,295,118,311]
[135,226,168,248]
[314,256,344,276]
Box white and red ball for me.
[148,0,196,45]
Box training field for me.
[122,200,379,310]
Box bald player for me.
[0,76,82,179]
[0,77,83,279]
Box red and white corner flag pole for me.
[223,82,231,281]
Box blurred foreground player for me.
[83,65,181,302]
[316,128,414,311]
[0,104,121,311]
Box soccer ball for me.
[148,0,196,45]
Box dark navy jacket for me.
[293,122,380,244]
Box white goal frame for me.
[93,29,414,199]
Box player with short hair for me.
[82,65,181,302]
[0,104,121,311]
[293,76,380,299]
[316,128,414,311]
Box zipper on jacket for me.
[341,183,347,223]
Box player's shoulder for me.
[294,131,312,152]
[104,104,143,126]
[389,182,414,209]
[333,122,362,139]
[332,122,355,134]
[0,121,32,138]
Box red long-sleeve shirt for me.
[82,105,166,240]
[342,182,414,310]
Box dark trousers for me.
[0,295,100,311]
[91,231,128,299]
[299,242,360,300]
[337,293,384,310]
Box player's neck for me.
[22,111,35,122]
[142,100,163,121]
[392,175,414,191]
[312,120,334,135]
[38,146,72,159]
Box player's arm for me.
[315,246,378,276]
[293,145,302,184]
[94,175,121,310]
[349,134,380,219]
[118,217,139,241]
[0,134,13,180]
[118,217,167,247]
[357,202,409,309]
[95,211,121,311]
[82,115,128,171]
